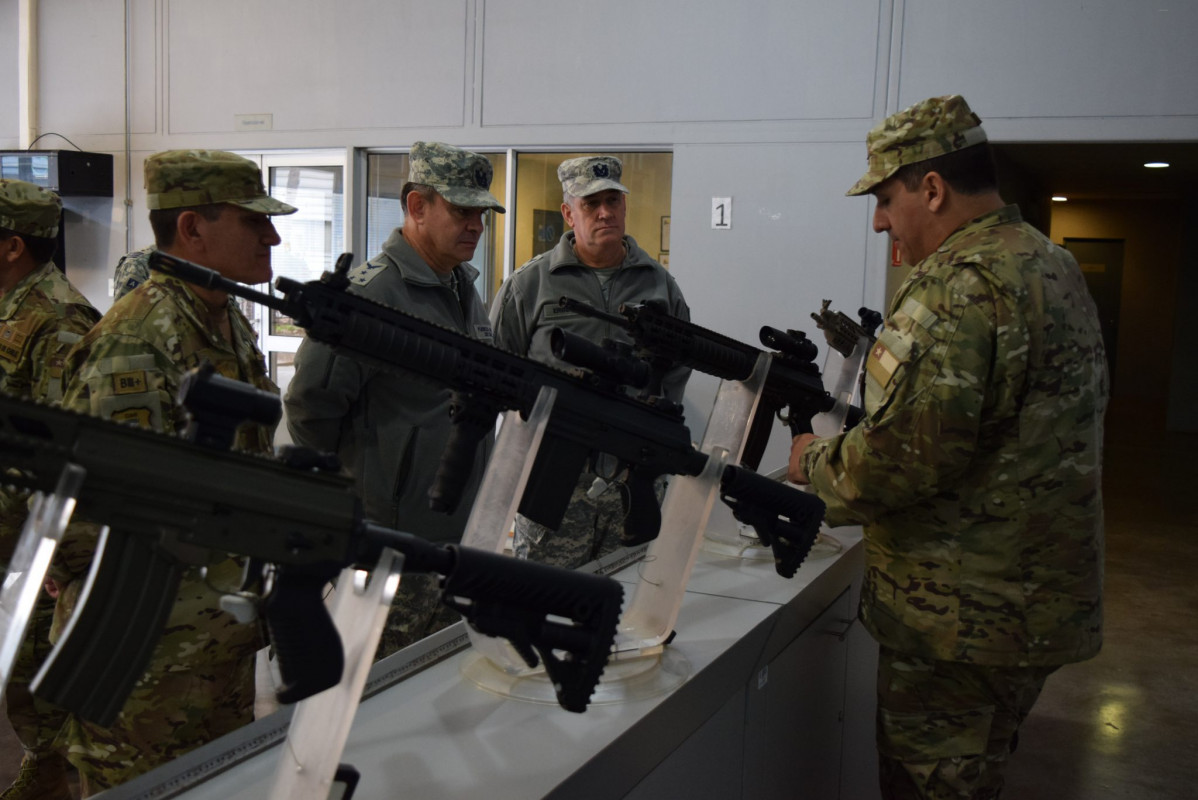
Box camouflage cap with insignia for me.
[0,179,63,238]
[408,142,505,212]
[847,95,988,196]
[144,150,297,215]
[558,156,629,198]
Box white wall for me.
[4,0,1197,464]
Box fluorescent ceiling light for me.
[1051,196,1068,202]
[1144,162,1170,168]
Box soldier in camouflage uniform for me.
[789,96,1107,799]
[490,156,690,569]
[112,244,156,301]
[0,180,100,800]
[50,150,296,796]
[285,142,502,658]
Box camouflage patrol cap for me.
[408,142,505,212]
[144,150,297,215]
[0,179,62,238]
[847,95,988,196]
[558,156,629,198]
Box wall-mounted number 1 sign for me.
[712,197,732,229]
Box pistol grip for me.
[263,565,344,705]
[620,469,662,546]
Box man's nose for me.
[264,221,282,245]
[872,207,887,234]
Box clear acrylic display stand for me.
[703,335,871,563]
[268,549,401,800]
[461,362,767,706]
[0,464,85,702]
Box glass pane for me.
[268,166,345,336]
[512,152,673,273]
[365,152,508,305]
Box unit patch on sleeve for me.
[866,339,900,388]
[0,325,29,363]
[113,370,148,395]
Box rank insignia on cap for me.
[593,164,610,178]
[474,168,491,189]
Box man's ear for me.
[560,200,575,229]
[405,191,427,224]
[175,209,204,251]
[923,171,948,214]
[0,234,26,265]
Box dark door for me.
[1065,238,1123,388]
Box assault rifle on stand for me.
[0,377,625,722]
[149,252,826,575]
[556,297,845,469]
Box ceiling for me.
[993,141,1198,200]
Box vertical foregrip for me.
[428,394,497,514]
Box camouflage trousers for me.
[374,572,462,660]
[876,645,1058,800]
[512,472,630,570]
[5,592,68,758]
[65,655,255,797]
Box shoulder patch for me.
[866,338,901,388]
[348,261,387,286]
[898,296,938,331]
[0,325,29,363]
[113,370,148,395]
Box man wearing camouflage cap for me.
[789,96,1107,798]
[0,179,100,800]
[490,155,690,569]
[50,150,294,794]
[111,244,156,301]
[286,141,502,657]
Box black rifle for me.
[810,300,883,358]
[148,252,826,575]
[556,297,836,470]
[0,377,625,723]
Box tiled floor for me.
[1,425,1194,799]
[1002,429,1198,800]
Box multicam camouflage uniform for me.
[0,269,100,799]
[286,142,502,658]
[490,156,690,569]
[112,245,155,301]
[0,179,100,800]
[51,270,277,793]
[802,96,1107,798]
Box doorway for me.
[1064,237,1123,390]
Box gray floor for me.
[1,425,1194,799]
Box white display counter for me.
[102,527,870,800]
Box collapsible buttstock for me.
[719,465,826,579]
